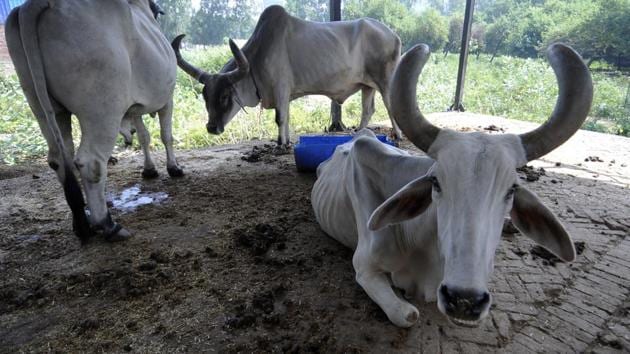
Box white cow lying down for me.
[311,43,592,327]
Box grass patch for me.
[1,47,628,165]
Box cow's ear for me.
[510,186,576,262]
[368,175,433,231]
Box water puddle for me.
[107,184,168,213]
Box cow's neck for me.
[233,73,261,108]
[401,207,438,250]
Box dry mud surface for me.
[1,118,630,353]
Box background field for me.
[1,45,628,165]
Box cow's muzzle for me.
[206,123,224,135]
[438,284,491,327]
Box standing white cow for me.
[311,43,592,327]
[5,0,183,242]
[171,5,403,146]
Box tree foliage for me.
[188,0,255,45]
[345,0,448,50]
[153,0,628,66]
[285,0,329,22]
[157,0,192,42]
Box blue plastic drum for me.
[294,134,396,172]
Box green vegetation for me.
[1,45,627,165]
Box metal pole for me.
[450,0,475,112]
[329,0,343,131]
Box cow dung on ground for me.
[0,142,416,352]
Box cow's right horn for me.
[171,34,210,83]
[390,44,441,154]
[224,39,250,84]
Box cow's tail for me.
[17,0,91,241]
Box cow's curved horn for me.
[171,34,210,83]
[224,39,250,83]
[519,44,593,161]
[390,44,441,153]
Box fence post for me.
[450,0,475,112]
[328,0,344,131]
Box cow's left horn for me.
[224,39,250,83]
[171,34,210,83]
[519,44,593,161]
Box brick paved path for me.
[383,113,630,352]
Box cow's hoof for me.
[502,218,519,234]
[328,121,347,132]
[273,144,293,156]
[104,224,133,242]
[388,304,419,328]
[389,132,403,144]
[142,168,159,179]
[167,166,184,178]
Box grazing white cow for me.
[311,43,592,327]
[5,0,183,241]
[172,5,403,146]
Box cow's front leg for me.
[353,248,419,328]
[158,99,183,177]
[274,102,291,147]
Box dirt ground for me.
[1,114,629,353]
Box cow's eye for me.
[220,92,230,106]
[506,184,518,200]
[431,176,441,193]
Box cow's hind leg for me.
[328,101,346,132]
[275,98,291,147]
[378,85,403,141]
[357,86,376,131]
[131,115,159,179]
[157,100,183,177]
[45,114,91,240]
[20,95,90,240]
[57,111,75,157]
[74,116,131,242]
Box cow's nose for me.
[206,123,223,135]
[439,284,490,320]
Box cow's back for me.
[286,17,400,96]
[241,6,401,102]
[11,0,175,116]
[312,133,433,249]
